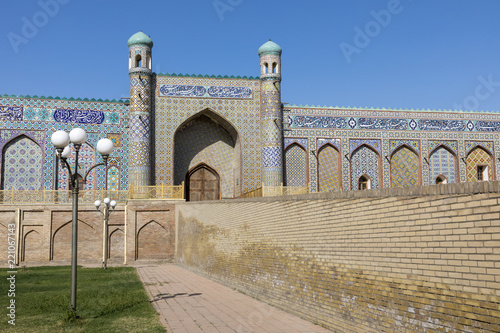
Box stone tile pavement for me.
[136,264,331,333]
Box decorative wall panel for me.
[350,145,380,190]
[466,147,493,182]
[2,136,42,190]
[430,147,456,184]
[53,109,104,124]
[390,147,420,188]
[318,144,341,192]
[284,144,307,187]
[0,105,23,121]
[160,85,252,99]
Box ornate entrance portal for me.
[186,164,220,201]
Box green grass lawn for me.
[0,266,165,332]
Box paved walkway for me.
[137,264,331,333]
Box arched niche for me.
[1,135,43,190]
[173,108,241,199]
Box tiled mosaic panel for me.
[317,138,341,151]
[350,139,381,155]
[174,115,235,198]
[154,76,262,193]
[107,166,120,191]
[390,147,419,187]
[2,136,42,190]
[0,105,23,121]
[466,147,493,182]
[430,147,456,184]
[429,141,458,154]
[318,145,340,192]
[284,144,307,187]
[160,84,253,99]
[389,140,420,155]
[350,146,380,190]
[288,114,500,132]
[0,97,129,190]
[53,109,104,124]
[261,79,283,186]
[284,138,307,149]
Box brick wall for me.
[176,182,500,332]
[0,200,178,265]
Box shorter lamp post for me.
[94,198,117,269]
[51,128,114,313]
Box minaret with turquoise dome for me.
[259,40,283,186]
[128,31,153,188]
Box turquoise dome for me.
[258,40,282,56]
[127,31,153,48]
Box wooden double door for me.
[186,164,220,201]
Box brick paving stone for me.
[137,264,331,333]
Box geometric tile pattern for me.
[261,77,283,186]
[428,140,457,155]
[129,72,152,187]
[284,138,307,149]
[174,114,236,198]
[465,141,493,155]
[430,146,456,184]
[466,146,493,182]
[350,145,380,190]
[107,133,121,148]
[318,144,340,192]
[2,136,42,190]
[389,140,420,155]
[317,138,341,151]
[284,144,307,187]
[107,166,120,191]
[390,146,419,187]
[350,139,381,155]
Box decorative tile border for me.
[159,84,253,99]
[53,108,104,124]
[0,105,23,121]
[287,114,500,132]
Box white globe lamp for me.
[51,130,70,148]
[96,138,114,156]
[69,128,87,145]
[61,146,72,159]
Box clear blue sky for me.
[1,0,500,111]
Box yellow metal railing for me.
[127,182,184,200]
[241,183,309,198]
[0,183,185,205]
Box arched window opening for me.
[435,175,448,184]
[272,62,277,73]
[358,175,371,190]
[264,62,269,74]
[477,165,488,181]
[135,54,142,67]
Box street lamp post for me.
[51,128,114,313]
[94,198,117,269]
